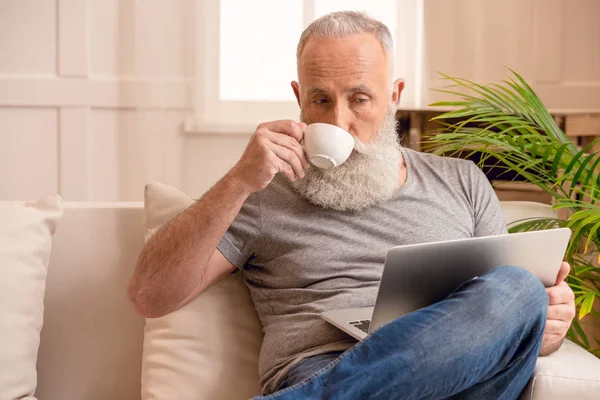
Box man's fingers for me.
[546,281,575,305]
[258,120,305,143]
[543,319,570,336]
[267,131,310,169]
[268,143,305,180]
[555,261,570,285]
[272,156,297,183]
[547,303,576,322]
[542,332,565,345]
[542,264,574,355]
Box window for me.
[219,0,304,102]
[189,0,423,133]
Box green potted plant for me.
[425,71,600,356]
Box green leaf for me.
[507,70,573,146]
[581,154,600,191]
[570,318,590,348]
[541,145,556,172]
[507,218,561,233]
[551,143,573,177]
[584,219,600,251]
[552,200,597,210]
[579,292,596,319]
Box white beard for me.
[292,108,402,212]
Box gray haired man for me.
[129,11,576,399]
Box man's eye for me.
[353,98,369,103]
[312,98,329,104]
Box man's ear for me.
[291,81,301,107]
[391,78,405,107]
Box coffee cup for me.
[303,123,355,169]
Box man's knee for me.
[481,265,548,322]
[468,266,548,325]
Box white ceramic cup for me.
[303,123,355,169]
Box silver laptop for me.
[321,228,571,341]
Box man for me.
[128,11,576,399]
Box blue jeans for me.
[255,265,548,400]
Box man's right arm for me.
[128,120,309,318]
[128,174,250,318]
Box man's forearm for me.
[128,173,251,317]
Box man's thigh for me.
[277,351,345,391]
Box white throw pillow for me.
[0,196,63,400]
[141,182,263,400]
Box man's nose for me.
[328,103,352,132]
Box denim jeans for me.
[254,265,548,400]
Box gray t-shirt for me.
[217,148,507,394]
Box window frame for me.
[187,0,423,134]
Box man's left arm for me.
[467,163,576,356]
[540,261,576,356]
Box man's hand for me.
[540,261,576,356]
[228,120,310,194]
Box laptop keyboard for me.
[349,320,370,334]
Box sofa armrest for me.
[520,339,600,400]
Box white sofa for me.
[32,201,600,399]
[36,203,146,400]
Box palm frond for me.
[507,218,563,233]
[427,69,600,356]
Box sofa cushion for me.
[500,200,557,226]
[141,182,263,400]
[520,339,600,400]
[0,197,63,400]
[35,204,145,400]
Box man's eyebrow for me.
[307,85,373,94]
[308,87,328,94]
[345,85,373,94]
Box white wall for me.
[1,0,599,201]
[424,0,600,110]
[0,0,249,201]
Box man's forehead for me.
[299,33,386,60]
[297,34,388,86]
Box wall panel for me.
[0,108,58,200]
[0,0,193,201]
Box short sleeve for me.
[469,162,508,237]
[217,191,262,271]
